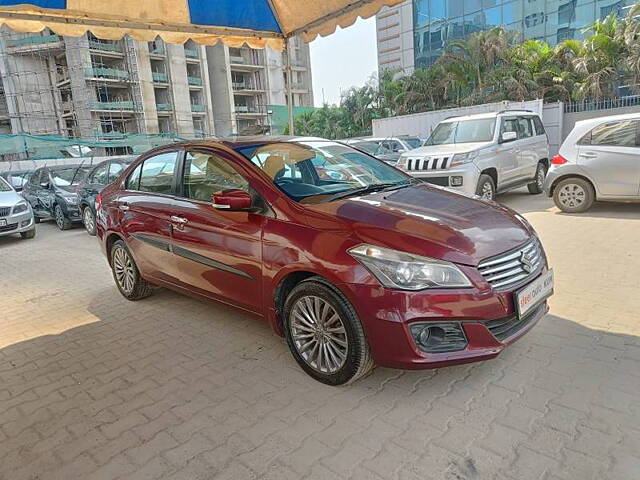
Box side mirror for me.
[40,181,50,189]
[501,131,517,143]
[211,189,252,211]
[396,148,407,153]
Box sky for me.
[308,17,377,107]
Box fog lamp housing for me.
[450,176,464,187]
[409,322,467,353]
[20,220,31,227]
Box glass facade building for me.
[414,0,636,68]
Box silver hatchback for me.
[544,113,640,213]
[0,176,36,239]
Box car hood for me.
[402,142,493,157]
[0,189,25,207]
[304,184,533,266]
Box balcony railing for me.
[235,105,267,114]
[7,34,62,48]
[289,82,307,90]
[156,103,172,111]
[152,72,168,83]
[89,40,123,53]
[85,67,130,81]
[149,45,165,55]
[229,55,245,64]
[88,101,136,111]
[188,76,203,86]
[185,49,199,59]
[191,104,205,112]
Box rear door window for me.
[532,116,546,135]
[584,120,639,147]
[138,152,178,194]
[89,163,109,185]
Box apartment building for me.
[0,28,313,145]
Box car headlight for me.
[397,157,408,169]
[451,151,479,167]
[61,194,78,205]
[12,201,29,214]
[348,244,472,290]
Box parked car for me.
[544,113,640,213]
[78,158,133,235]
[346,139,401,165]
[0,175,35,239]
[397,111,550,200]
[96,137,553,385]
[1,169,33,192]
[22,164,91,230]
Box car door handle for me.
[579,152,598,158]
[170,216,188,224]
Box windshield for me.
[236,140,410,203]
[402,137,422,149]
[426,119,496,145]
[51,167,89,187]
[0,176,12,192]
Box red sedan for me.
[96,137,553,385]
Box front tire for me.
[528,162,547,194]
[20,228,36,239]
[553,177,595,213]
[110,240,153,301]
[283,278,374,385]
[476,174,496,201]
[54,204,71,230]
[83,206,96,236]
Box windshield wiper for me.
[323,180,413,202]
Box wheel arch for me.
[480,167,498,187]
[549,173,596,197]
[105,232,125,266]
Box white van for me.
[397,111,550,200]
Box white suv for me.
[397,111,550,200]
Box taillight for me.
[551,154,568,165]
[95,192,102,212]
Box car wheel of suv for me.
[283,277,374,385]
[553,177,595,213]
[54,204,71,231]
[476,174,496,201]
[20,228,36,239]
[83,206,96,236]
[110,240,153,301]
[527,162,547,194]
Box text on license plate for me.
[515,269,554,318]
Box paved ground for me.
[1,190,639,480]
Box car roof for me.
[440,110,539,123]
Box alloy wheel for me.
[481,181,494,200]
[112,246,136,294]
[55,206,65,229]
[83,208,95,233]
[558,183,585,209]
[290,296,348,374]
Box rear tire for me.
[20,228,36,239]
[54,204,71,231]
[553,177,595,213]
[110,240,154,301]
[476,174,496,201]
[527,162,547,194]
[283,277,374,385]
[83,206,96,236]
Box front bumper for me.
[402,165,480,196]
[0,209,35,236]
[339,273,549,370]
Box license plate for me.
[0,219,6,226]
[515,269,554,318]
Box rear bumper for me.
[339,279,548,370]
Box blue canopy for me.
[0,0,403,48]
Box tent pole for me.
[284,37,295,136]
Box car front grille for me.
[0,206,10,217]
[0,222,17,233]
[485,303,546,342]
[406,156,451,171]
[478,238,544,290]
[422,177,449,187]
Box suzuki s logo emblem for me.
[521,251,535,273]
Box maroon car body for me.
[97,137,551,384]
